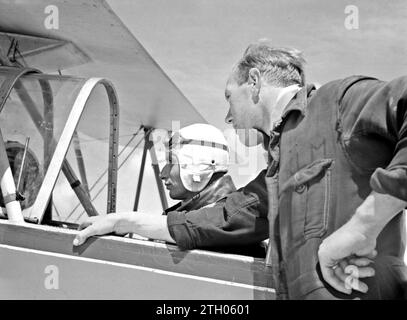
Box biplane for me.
[0,0,275,299]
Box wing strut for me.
[73,130,90,197]
[133,126,168,212]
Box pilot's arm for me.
[74,170,269,248]
[157,169,268,250]
[74,212,175,246]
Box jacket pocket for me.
[281,158,333,242]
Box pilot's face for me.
[160,159,189,200]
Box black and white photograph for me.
[0,0,406,304]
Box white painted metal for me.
[0,244,274,299]
[0,220,275,299]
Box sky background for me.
[97,0,407,213]
[107,0,407,129]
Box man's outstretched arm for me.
[73,212,175,246]
[318,191,407,295]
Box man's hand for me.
[73,214,128,246]
[318,191,406,295]
[318,220,377,295]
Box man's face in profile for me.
[160,156,190,200]
[224,74,263,147]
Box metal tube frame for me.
[0,67,40,112]
[73,130,90,197]
[149,135,168,211]
[133,127,150,211]
[133,127,168,212]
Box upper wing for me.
[0,0,206,131]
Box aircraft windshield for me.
[0,71,86,218]
[52,84,112,224]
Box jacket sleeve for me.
[166,170,269,250]
[339,76,407,202]
[369,78,407,201]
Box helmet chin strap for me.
[180,171,227,209]
[167,123,230,193]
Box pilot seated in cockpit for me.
[74,123,267,258]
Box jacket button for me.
[295,184,306,193]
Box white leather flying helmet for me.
[165,124,230,192]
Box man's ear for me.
[248,68,261,103]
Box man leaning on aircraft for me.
[222,40,407,299]
[74,123,268,257]
[75,40,407,300]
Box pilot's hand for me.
[73,214,127,246]
[318,220,377,295]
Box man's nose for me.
[225,108,233,124]
[160,164,170,179]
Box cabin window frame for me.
[0,67,119,224]
[31,77,120,223]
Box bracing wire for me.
[78,133,140,144]
[63,127,144,222]
[52,203,62,220]
[72,130,148,223]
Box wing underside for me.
[0,0,206,130]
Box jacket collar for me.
[280,83,316,120]
[164,174,236,214]
[266,84,316,154]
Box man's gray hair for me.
[234,40,306,87]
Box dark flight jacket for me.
[272,76,407,299]
[166,172,269,257]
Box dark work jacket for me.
[166,172,269,258]
[273,76,407,299]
